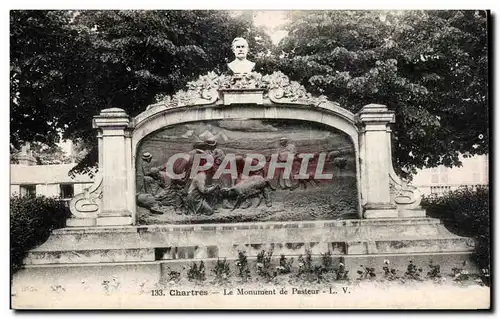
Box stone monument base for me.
[14,218,478,287]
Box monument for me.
[14,38,477,290]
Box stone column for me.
[92,108,134,226]
[97,130,103,169]
[358,104,398,218]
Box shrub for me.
[336,261,349,281]
[297,250,324,283]
[403,261,423,281]
[321,250,334,272]
[451,261,470,282]
[256,249,276,282]
[212,258,231,285]
[167,270,181,283]
[382,260,399,281]
[421,186,490,271]
[236,251,251,282]
[427,260,441,279]
[356,265,376,280]
[297,250,313,276]
[277,254,293,274]
[187,261,206,283]
[10,195,70,275]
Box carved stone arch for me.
[131,103,360,158]
[67,71,424,227]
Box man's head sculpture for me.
[232,37,249,60]
[142,152,153,162]
[227,37,256,75]
[279,137,289,147]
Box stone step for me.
[25,248,155,265]
[25,236,474,265]
[35,218,459,252]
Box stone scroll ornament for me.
[69,174,103,219]
[262,71,328,106]
[389,171,422,210]
[147,71,329,110]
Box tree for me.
[9,141,78,165]
[31,143,72,165]
[10,11,78,150]
[10,10,272,174]
[259,10,488,177]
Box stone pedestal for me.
[92,108,134,226]
[358,104,398,218]
[21,219,478,278]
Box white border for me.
[2,2,496,316]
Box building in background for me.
[10,162,94,205]
[10,140,94,205]
[412,154,489,196]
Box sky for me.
[230,10,289,44]
[252,11,289,44]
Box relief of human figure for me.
[276,137,297,190]
[185,157,221,215]
[169,136,225,188]
[136,152,168,214]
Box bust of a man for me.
[227,37,255,75]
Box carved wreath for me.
[151,71,328,109]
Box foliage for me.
[422,186,490,270]
[50,284,66,293]
[256,249,276,282]
[70,138,91,163]
[356,265,377,280]
[236,251,251,282]
[9,145,20,164]
[10,11,77,150]
[277,254,294,275]
[10,140,89,166]
[382,260,399,281]
[480,268,490,287]
[321,250,334,272]
[427,260,442,279]
[421,186,489,221]
[10,10,272,173]
[263,10,488,177]
[451,261,470,282]
[187,261,206,283]
[167,270,181,283]
[212,258,231,285]
[297,251,312,276]
[30,143,72,165]
[403,261,423,281]
[10,195,70,275]
[297,250,325,283]
[336,261,349,281]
